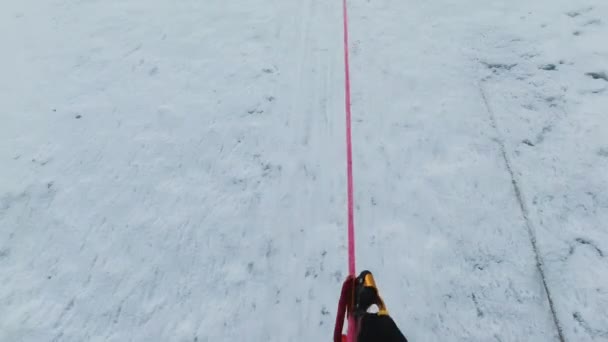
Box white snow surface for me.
[1,0,607,341]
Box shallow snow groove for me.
[480,83,565,342]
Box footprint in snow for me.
[481,62,517,73]
[586,72,608,82]
[539,64,557,71]
[261,67,276,74]
[583,19,602,26]
[565,7,594,18]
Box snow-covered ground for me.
[1,0,607,341]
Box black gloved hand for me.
[354,271,408,342]
[358,313,408,342]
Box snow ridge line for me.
[479,83,566,342]
[342,1,356,341]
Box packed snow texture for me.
[1,0,607,341]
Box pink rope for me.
[341,0,356,341]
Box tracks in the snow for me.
[479,84,566,342]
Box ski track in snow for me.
[1,0,607,341]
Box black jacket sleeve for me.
[357,313,408,342]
